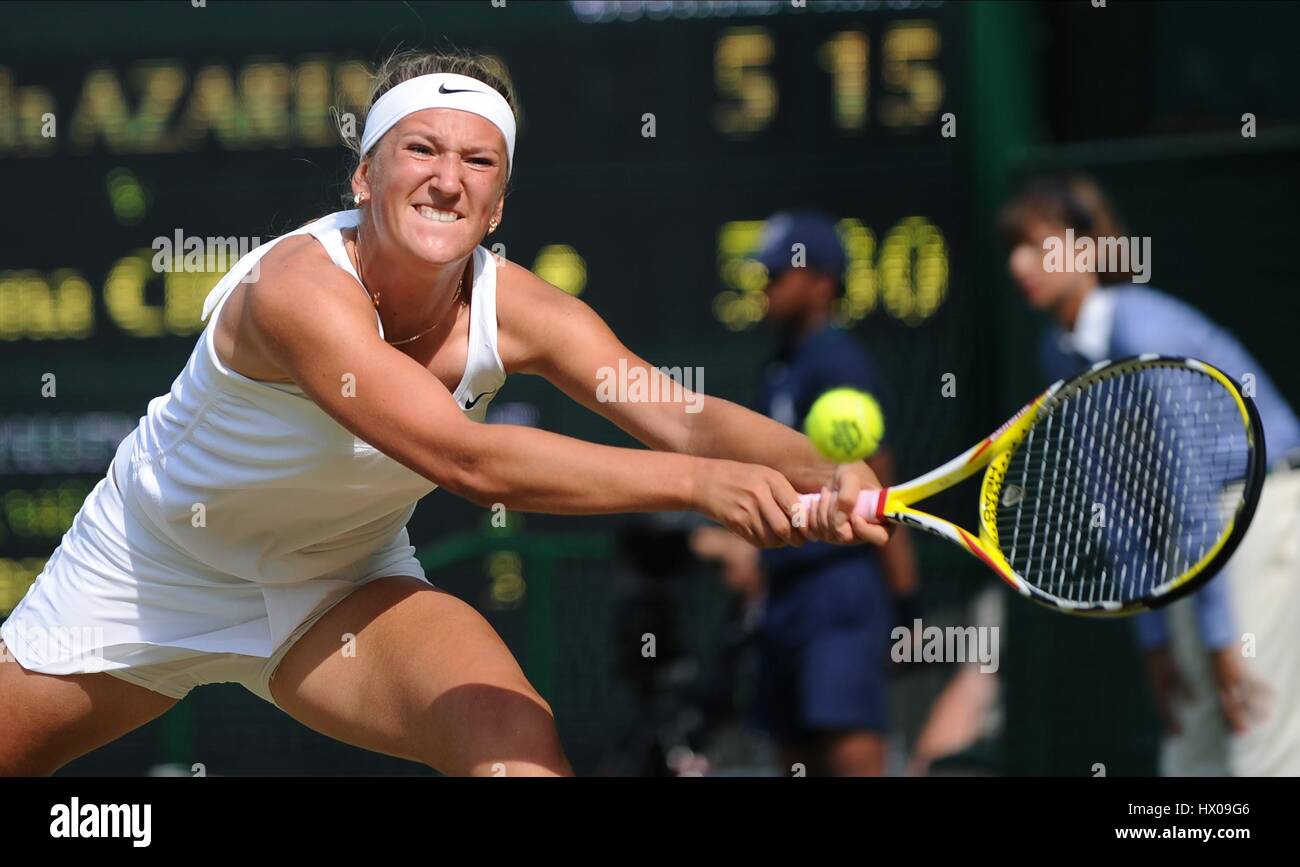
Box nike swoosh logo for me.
[463,388,498,410]
[439,83,481,95]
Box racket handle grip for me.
[797,489,884,522]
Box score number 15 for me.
[714,21,943,135]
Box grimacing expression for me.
[1007,218,1094,311]
[354,107,507,264]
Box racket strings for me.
[1024,379,1227,580]
[1059,374,1227,599]
[1057,374,1232,597]
[995,364,1250,606]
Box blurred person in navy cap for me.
[694,210,919,776]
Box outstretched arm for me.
[501,264,887,545]
[246,241,802,548]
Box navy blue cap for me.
[753,210,846,279]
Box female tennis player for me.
[0,51,888,777]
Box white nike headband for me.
[359,72,516,177]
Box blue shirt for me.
[1040,284,1300,650]
[1040,285,1300,465]
[757,325,889,582]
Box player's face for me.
[358,108,507,265]
[1007,219,1092,312]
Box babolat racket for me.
[800,356,1266,615]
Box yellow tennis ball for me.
[803,388,884,462]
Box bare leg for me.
[0,640,178,776]
[268,576,572,777]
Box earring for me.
[488,220,499,233]
[354,192,366,205]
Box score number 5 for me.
[714,22,943,136]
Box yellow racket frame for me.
[873,356,1262,615]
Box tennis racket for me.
[799,356,1267,615]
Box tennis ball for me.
[803,388,884,463]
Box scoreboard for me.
[0,0,984,612]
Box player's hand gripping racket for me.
[800,356,1266,615]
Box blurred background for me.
[1,0,1297,775]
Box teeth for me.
[416,205,460,223]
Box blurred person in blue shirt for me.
[999,174,1300,775]
[695,211,919,776]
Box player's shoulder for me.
[243,234,375,337]
[491,252,597,373]
[258,233,347,286]
[492,251,592,332]
[491,251,572,307]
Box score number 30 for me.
[714,216,948,331]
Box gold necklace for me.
[355,228,464,347]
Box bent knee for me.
[423,683,570,777]
[0,742,62,777]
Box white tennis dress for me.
[0,209,506,704]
